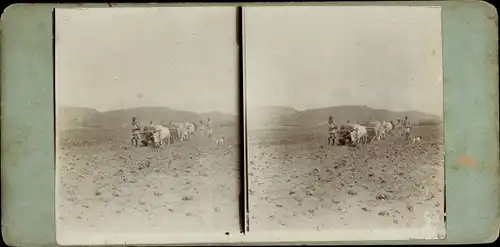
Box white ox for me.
[393,121,403,137]
[349,124,368,146]
[369,121,385,141]
[184,122,196,136]
[170,121,188,141]
[382,121,393,139]
[152,125,171,150]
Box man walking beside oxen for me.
[130,117,142,147]
[402,115,412,142]
[327,115,338,147]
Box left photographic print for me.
[55,7,241,245]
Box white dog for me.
[215,137,225,145]
[411,136,422,144]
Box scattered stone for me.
[182,196,193,201]
[347,190,357,196]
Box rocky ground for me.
[56,126,241,238]
[247,125,445,237]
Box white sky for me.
[245,6,443,116]
[55,7,238,115]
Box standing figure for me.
[395,118,402,137]
[402,116,412,142]
[206,117,214,140]
[327,116,337,147]
[199,120,205,137]
[390,121,396,136]
[131,117,141,147]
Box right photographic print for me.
[243,6,445,239]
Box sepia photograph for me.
[55,7,241,244]
[244,6,445,239]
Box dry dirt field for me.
[56,125,241,236]
[247,125,445,234]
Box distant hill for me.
[58,105,441,130]
[252,105,441,128]
[247,106,299,128]
[57,106,101,128]
[57,106,238,129]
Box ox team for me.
[327,115,414,147]
[130,116,215,149]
